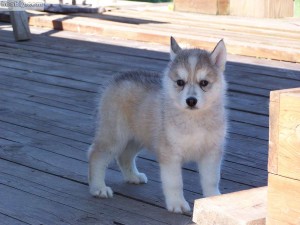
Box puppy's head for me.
[163,37,227,111]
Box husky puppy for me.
[88,37,227,213]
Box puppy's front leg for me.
[160,160,190,213]
[198,151,223,197]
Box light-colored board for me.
[269,91,280,174]
[278,92,300,180]
[25,12,300,62]
[267,174,300,225]
[268,88,300,180]
[104,9,300,35]
[193,187,267,225]
[230,0,265,18]
[230,0,294,18]
[174,0,218,15]
[266,0,294,18]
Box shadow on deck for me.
[0,23,300,225]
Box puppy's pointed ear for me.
[210,39,227,72]
[170,36,181,61]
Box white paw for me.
[125,173,148,184]
[90,185,113,198]
[166,198,191,214]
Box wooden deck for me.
[0,22,300,224]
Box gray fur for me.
[113,70,162,90]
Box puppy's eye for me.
[199,80,209,87]
[176,80,185,87]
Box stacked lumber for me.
[174,0,294,18]
[14,9,300,63]
[193,187,267,225]
[193,88,300,225]
[267,88,300,225]
[174,0,230,15]
[230,0,294,18]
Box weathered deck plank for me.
[0,159,182,225]
[0,212,29,225]
[0,23,299,224]
[0,81,269,162]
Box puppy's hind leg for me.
[88,142,116,198]
[117,141,147,184]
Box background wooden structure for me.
[1,8,298,62]
[174,0,230,15]
[174,0,295,18]
[267,88,300,225]
[193,88,300,225]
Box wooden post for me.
[8,0,31,41]
[267,88,300,225]
[9,11,31,41]
[192,187,267,225]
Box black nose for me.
[186,97,197,107]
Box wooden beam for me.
[267,174,300,225]
[267,87,300,225]
[192,187,267,225]
[10,11,31,41]
[8,0,31,42]
[268,90,280,174]
[268,88,300,180]
[174,0,218,15]
[9,11,31,41]
[265,0,294,18]
[230,0,294,18]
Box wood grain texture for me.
[230,0,265,18]
[193,187,267,225]
[268,91,280,174]
[0,159,173,225]
[230,0,294,18]
[265,0,294,18]
[267,174,300,225]
[269,88,300,180]
[278,92,300,180]
[174,0,218,14]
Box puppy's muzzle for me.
[186,97,197,108]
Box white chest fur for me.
[164,111,225,162]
